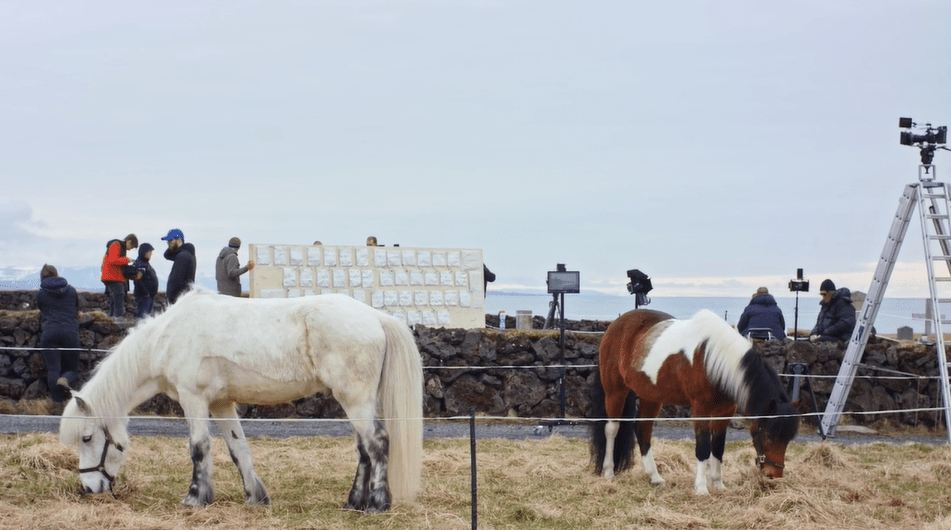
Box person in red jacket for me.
[101,234,138,319]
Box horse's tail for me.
[589,369,638,475]
[379,316,424,503]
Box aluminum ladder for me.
[820,166,951,441]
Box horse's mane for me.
[678,310,756,411]
[685,310,798,443]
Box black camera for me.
[900,117,948,146]
[626,269,653,295]
[788,268,809,292]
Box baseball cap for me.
[161,228,184,241]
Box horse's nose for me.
[762,464,784,479]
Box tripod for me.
[543,293,560,330]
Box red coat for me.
[101,240,130,282]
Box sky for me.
[2,1,951,298]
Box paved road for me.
[5,414,947,445]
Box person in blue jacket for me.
[35,264,81,403]
[737,287,786,340]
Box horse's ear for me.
[75,396,93,416]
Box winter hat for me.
[753,287,769,298]
[228,237,241,249]
[820,279,836,292]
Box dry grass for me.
[3,432,951,529]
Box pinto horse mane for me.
[684,310,798,443]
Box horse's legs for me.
[707,419,729,491]
[210,402,270,505]
[600,420,619,479]
[635,400,665,486]
[692,420,713,495]
[343,418,390,513]
[180,397,215,506]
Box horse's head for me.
[749,400,800,479]
[59,394,130,495]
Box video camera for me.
[900,117,948,147]
[900,117,949,167]
[788,268,809,292]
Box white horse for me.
[59,288,423,513]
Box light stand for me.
[536,264,580,434]
[788,268,809,341]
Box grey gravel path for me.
[4,414,947,445]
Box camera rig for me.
[900,117,949,169]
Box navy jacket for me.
[811,288,857,342]
[35,276,80,343]
[737,293,786,340]
[132,243,159,299]
[164,242,196,303]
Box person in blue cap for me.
[161,228,196,304]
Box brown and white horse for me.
[590,308,799,494]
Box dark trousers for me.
[105,281,126,318]
[135,295,154,319]
[41,333,81,402]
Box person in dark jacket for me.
[100,234,138,319]
[35,264,81,403]
[483,264,496,298]
[810,279,857,342]
[162,228,196,304]
[216,237,255,296]
[131,242,159,318]
[737,287,786,340]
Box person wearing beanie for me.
[131,242,159,319]
[216,236,255,297]
[810,279,857,342]
[737,286,786,340]
[35,264,81,404]
[162,228,196,304]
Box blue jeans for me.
[135,296,154,319]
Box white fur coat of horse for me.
[60,288,423,513]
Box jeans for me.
[105,281,126,318]
[135,296,154,319]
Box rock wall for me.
[0,290,946,428]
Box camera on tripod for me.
[788,268,809,292]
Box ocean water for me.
[485,292,929,335]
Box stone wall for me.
[0,290,946,428]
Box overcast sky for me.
[2,1,950,297]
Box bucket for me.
[516,310,533,330]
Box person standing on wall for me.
[36,264,81,405]
[162,228,196,304]
[216,237,255,297]
[100,234,138,319]
[810,279,857,343]
[131,242,159,318]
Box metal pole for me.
[559,292,566,419]
[470,408,477,530]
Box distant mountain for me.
[0,266,216,292]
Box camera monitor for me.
[547,270,580,294]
